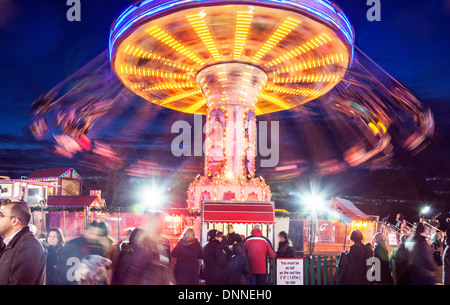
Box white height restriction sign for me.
[276,259,304,285]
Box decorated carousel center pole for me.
[198,63,267,178]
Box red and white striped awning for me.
[202,201,275,224]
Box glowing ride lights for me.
[110,1,354,116]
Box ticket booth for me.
[200,200,276,245]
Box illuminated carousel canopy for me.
[109,0,355,115]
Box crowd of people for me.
[1,199,449,285]
[0,200,292,285]
[337,222,450,285]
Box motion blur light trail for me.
[28,0,434,181]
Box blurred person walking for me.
[171,227,202,285]
[243,224,276,285]
[443,229,450,285]
[276,231,295,258]
[111,227,145,285]
[44,227,65,285]
[114,211,170,285]
[225,243,251,285]
[203,229,227,285]
[97,221,120,284]
[97,221,115,255]
[372,233,394,285]
[389,234,410,285]
[430,232,444,284]
[405,222,437,285]
[133,211,170,285]
[337,229,369,285]
[57,220,105,285]
[0,201,46,285]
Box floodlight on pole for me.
[139,185,166,212]
[421,206,430,215]
[303,192,327,212]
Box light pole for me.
[303,192,326,256]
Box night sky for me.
[0,0,449,218]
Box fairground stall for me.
[288,196,379,256]
[201,200,276,244]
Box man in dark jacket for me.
[0,201,46,285]
[243,225,275,285]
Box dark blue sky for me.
[0,0,449,177]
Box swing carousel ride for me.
[29,0,434,214]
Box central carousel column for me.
[187,63,272,210]
[198,63,267,178]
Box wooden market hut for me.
[27,167,82,197]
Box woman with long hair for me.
[45,227,65,285]
[373,233,394,285]
[171,227,202,285]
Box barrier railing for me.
[303,255,339,285]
